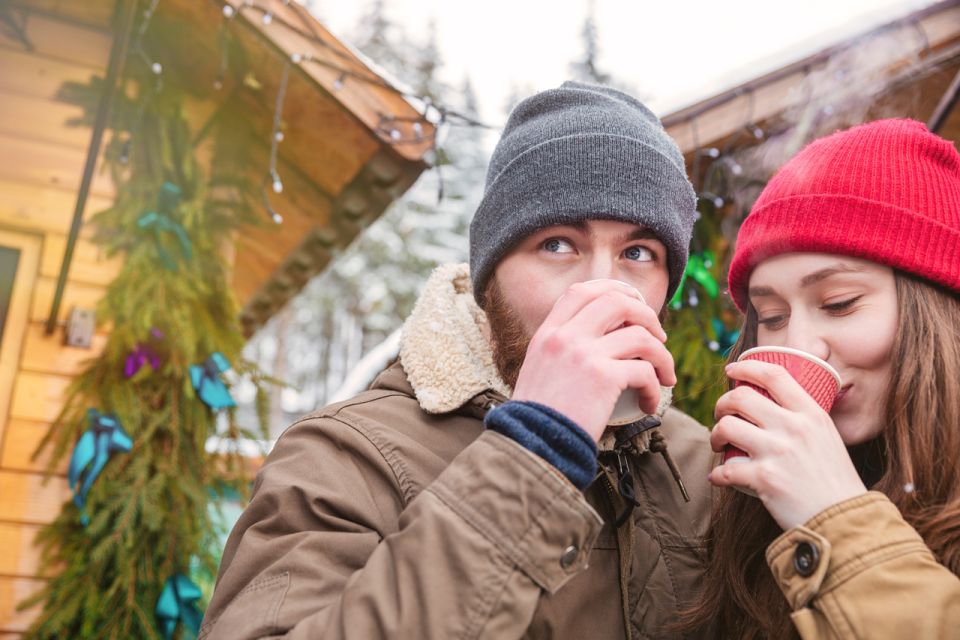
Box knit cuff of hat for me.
[469,134,694,306]
[484,400,598,491]
[727,193,960,312]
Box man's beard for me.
[482,279,531,390]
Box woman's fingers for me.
[725,360,823,413]
[709,413,767,454]
[714,384,787,429]
[708,458,758,492]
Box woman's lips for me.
[835,384,853,404]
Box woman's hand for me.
[707,360,867,530]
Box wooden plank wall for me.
[0,12,117,635]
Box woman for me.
[685,118,960,638]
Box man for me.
[201,81,715,639]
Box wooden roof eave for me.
[663,0,960,156]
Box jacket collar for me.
[393,263,673,453]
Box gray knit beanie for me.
[469,81,696,306]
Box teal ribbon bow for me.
[67,409,133,526]
[155,573,203,640]
[137,182,191,270]
[670,250,719,309]
[190,352,237,410]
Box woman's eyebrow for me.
[799,264,866,288]
[748,285,776,298]
[749,264,867,299]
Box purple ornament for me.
[124,328,164,378]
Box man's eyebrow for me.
[748,264,868,299]
[541,221,659,245]
[616,227,659,244]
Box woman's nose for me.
[784,319,830,361]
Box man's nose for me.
[586,255,618,282]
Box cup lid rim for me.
[737,346,842,388]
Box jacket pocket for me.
[199,572,290,640]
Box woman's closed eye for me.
[821,295,863,314]
[757,313,788,329]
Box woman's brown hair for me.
[682,270,960,639]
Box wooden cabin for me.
[0,0,433,633]
[664,0,960,169]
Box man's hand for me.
[511,279,677,442]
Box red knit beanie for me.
[727,119,960,312]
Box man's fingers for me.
[540,280,657,335]
[600,325,676,386]
[612,359,663,415]
[569,291,667,342]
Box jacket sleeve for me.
[199,417,603,640]
[765,491,960,639]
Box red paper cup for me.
[722,347,842,495]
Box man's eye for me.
[624,246,654,262]
[543,238,574,253]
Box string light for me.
[261,59,291,222]
[140,0,497,221]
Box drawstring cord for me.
[611,415,691,528]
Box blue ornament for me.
[67,409,133,526]
[190,352,236,409]
[155,573,203,640]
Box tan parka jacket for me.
[200,264,716,639]
[766,491,960,639]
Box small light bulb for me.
[262,11,273,24]
[904,482,915,494]
[272,178,283,194]
[271,212,283,224]
[390,129,401,141]
[291,53,303,64]
[275,131,284,142]
[151,62,163,75]
[222,5,235,17]
[708,341,720,352]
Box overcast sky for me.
[317,0,938,125]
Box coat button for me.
[560,545,579,569]
[793,541,820,577]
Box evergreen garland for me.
[19,56,273,640]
